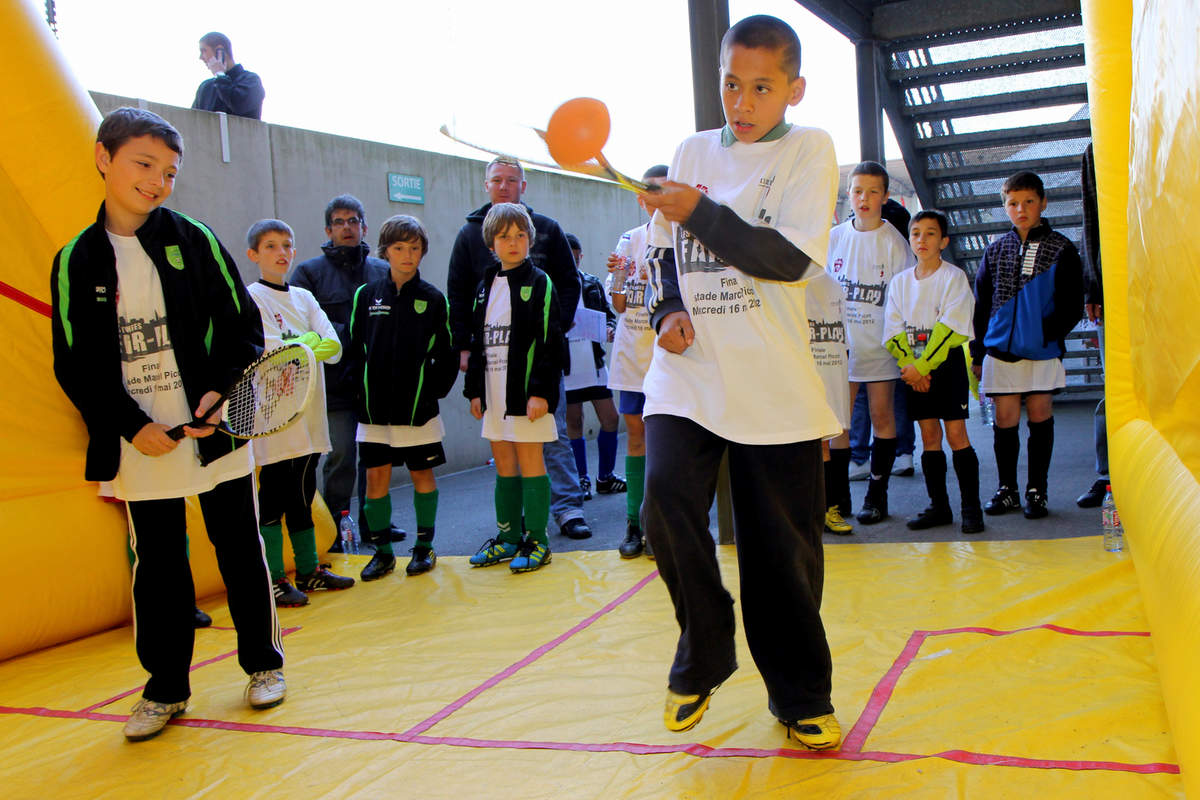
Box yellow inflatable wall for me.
[1084,0,1200,794]
[0,0,330,662]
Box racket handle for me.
[164,419,218,441]
[165,423,189,441]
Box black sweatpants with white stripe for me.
[643,414,834,722]
[127,474,283,704]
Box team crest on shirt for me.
[164,245,184,270]
[369,297,391,316]
[520,286,532,302]
[413,299,427,314]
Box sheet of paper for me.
[569,306,608,343]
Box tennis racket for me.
[438,124,658,194]
[165,342,316,441]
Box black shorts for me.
[566,385,612,404]
[359,440,447,471]
[906,346,970,421]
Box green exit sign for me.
[387,172,425,204]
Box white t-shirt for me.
[642,125,842,445]
[882,261,975,359]
[103,232,252,501]
[805,270,851,432]
[481,273,556,443]
[826,219,915,382]
[605,223,655,393]
[247,281,339,465]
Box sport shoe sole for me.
[782,713,842,750]
[664,686,719,732]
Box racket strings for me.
[224,348,312,437]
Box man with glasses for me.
[291,195,396,547]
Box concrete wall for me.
[91,93,643,473]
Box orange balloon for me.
[545,97,610,166]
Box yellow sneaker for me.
[664,685,719,732]
[783,713,842,750]
[824,506,853,535]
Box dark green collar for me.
[720,121,792,147]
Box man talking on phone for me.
[192,32,265,120]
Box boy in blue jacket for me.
[971,171,1083,519]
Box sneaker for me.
[905,505,953,530]
[1024,488,1049,519]
[246,670,286,709]
[824,506,853,535]
[193,606,213,628]
[984,486,1021,516]
[469,537,520,567]
[596,474,628,494]
[579,476,593,501]
[123,698,186,741]
[405,545,437,576]
[664,685,720,732]
[618,523,645,558]
[961,506,985,534]
[847,460,870,481]
[296,564,355,592]
[272,578,309,608]
[892,453,915,477]
[360,551,396,581]
[856,491,889,525]
[781,713,842,751]
[510,540,552,573]
[559,518,593,540]
[1076,478,1108,509]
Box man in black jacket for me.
[446,158,592,540]
[192,33,265,120]
[291,194,400,544]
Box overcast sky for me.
[44,0,901,172]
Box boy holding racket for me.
[50,108,285,742]
[347,215,458,581]
[638,15,843,748]
[245,219,355,606]
[464,203,563,574]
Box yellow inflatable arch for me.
[2,0,1197,791]
[0,0,332,664]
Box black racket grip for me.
[165,419,218,441]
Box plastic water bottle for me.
[979,396,995,427]
[1102,485,1123,552]
[339,510,360,555]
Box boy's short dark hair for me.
[1001,170,1045,200]
[199,32,233,60]
[720,15,801,80]
[565,233,581,251]
[377,214,429,257]
[643,164,669,180]
[324,194,366,228]
[96,107,183,159]
[246,219,294,250]
[850,160,890,193]
[482,203,536,249]
[911,209,949,238]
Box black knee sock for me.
[1026,417,1054,494]
[921,450,949,510]
[866,437,897,507]
[993,425,1019,489]
[952,446,981,513]
[828,448,852,515]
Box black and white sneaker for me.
[596,474,627,494]
[1023,488,1049,519]
[272,578,309,607]
[579,477,593,501]
[984,486,1021,516]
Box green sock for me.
[625,454,646,525]
[522,475,551,545]
[260,523,285,581]
[363,495,394,556]
[495,475,524,545]
[289,527,319,575]
[414,489,438,547]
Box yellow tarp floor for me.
[0,538,1181,799]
